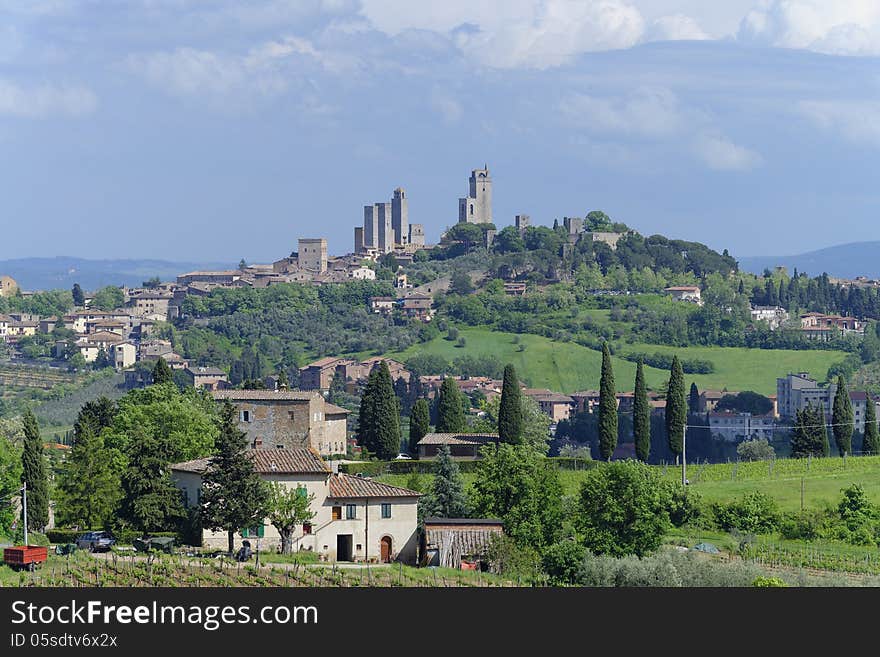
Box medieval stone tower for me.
[458,165,492,224]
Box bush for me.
[46,529,85,544]
[736,439,775,462]
[542,540,586,585]
[713,492,780,534]
[779,511,825,541]
[666,488,710,529]
[484,534,544,584]
[753,576,787,587]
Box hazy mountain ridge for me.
[0,256,232,291]
[738,242,880,280]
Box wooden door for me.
[380,536,392,563]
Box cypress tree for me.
[371,361,402,460]
[665,355,686,458]
[791,403,830,458]
[357,369,378,455]
[409,398,431,455]
[498,364,523,444]
[277,369,289,390]
[152,357,173,385]
[200,401,269,554]
[20,410,49,534]
[863,396,879,455]
[598,343,617,460]
[72,283,85,306]
[831,375,853,457]
[688,382,700,416]
[436,377,467,433]
[57,425,121,529]
[633,360,650,462]
[424,444,469,518]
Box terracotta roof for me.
[323,402,351,415]
[187,366,227,377]
[171,447,330,475]
[665,286,700,292]
[211,390,318,401]
[303,357,344,369]
[424,518,503,527]
[328,473,420,498]
[417,433,500,446]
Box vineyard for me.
[0,362,80,390]
[0,552,515,588]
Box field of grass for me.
[378,455,880,512]
[390,328,847,395]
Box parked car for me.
[75,531,116,552]
[394,453,412,460]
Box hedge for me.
[46,528,179,545]
[339,457,596,476]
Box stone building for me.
[408,223,425,247]
[0,275,19,297]
[171,449,420,562]
[392,187,409,247]
[184,366,229,391]
[458,166,492,225]
[211,389,349,456]
[515,214,530,233]
[298,238,328,273]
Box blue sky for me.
[1,1,879,263]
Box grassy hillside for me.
[390,328,846,396]
[379,455,880,514]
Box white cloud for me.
[0,78,97,118]
[738,0,880,55]
[799,100,880,146]
[647,14,710,41]
[560,87,684,139]
[430,89,463,123]
[693,134,762,170]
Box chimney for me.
[331,461,339,474]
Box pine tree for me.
[200,401,269,553]
[436,377,467,433]
[423,445,469,518]
[633,360,650,462]
[831,375,854,457]
[598,343,617,460]
[371,361,402,460]
[119,427,184,537]
[498,364,523,444]
[409,398,430,455]
[57,425,121,529]
[688,382,700,416]
[152,357,173,385]
[665,355,686,458]
[72,283,85,307]
[863,396,879,455]
[20,410,49,533]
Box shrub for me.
[713,491,780,534]
[484,534,544,585]
[736,439,775,462]
[542,540,587,585]
[753,576,787,587]
[666,488,709,529]
[779,511,825,541]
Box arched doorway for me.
[380,536,392,563]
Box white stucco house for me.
[170,448,421,564]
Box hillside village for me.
[4,164,880,585]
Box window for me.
[288,411,295,420]
[296,486,308,499]
[381,503,391,519]
[242,524,264,538]
[181,488,189,509]
[332,506,342,521]
[240,410,250,422]
[302,523,312,535]
[345,504,356,520]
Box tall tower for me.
[298,238,327,273]
[363,205,379,249]
[376,202,394,254]
[391,187,409,247]
[458,165,492,224]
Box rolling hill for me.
[738,242,880,279]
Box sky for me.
[1,0,879,263]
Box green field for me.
[378,455,880,513]
[390,328,847,395]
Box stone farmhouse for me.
[171,448,420,563]
[211,389,349,456]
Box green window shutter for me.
[296,486,307,499]
[257,524,265,538]
[241,528,249,538]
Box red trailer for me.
[3,545,48,571]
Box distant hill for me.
[738,242,880,279]
[0,256,232,291]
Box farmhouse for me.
[171,448,420,563]
[664,285,702,304]
[416,433,500,459]
[210,389,349,456]
[184,366,229,390]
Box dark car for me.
[75,531,116,552]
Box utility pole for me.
[21,481,28,546]
[681,424,687,487]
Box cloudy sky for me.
[2,1,879,263]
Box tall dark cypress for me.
[371,361,402,460]
[357,369,379,453]
[688,382,700,416]
[409,398,431,455]
[152,357,173,385]
[20,410,49,534]
[831,375,853,457]
[633,360,650,462]
[665,355,686,458]
[498,364,523,444]
[436,377,467,433]
[598,343,617,460]
[863,396,880,456]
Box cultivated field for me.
[391,328,847,396]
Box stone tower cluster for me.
[357,187,424,254]
[458,165,492,225]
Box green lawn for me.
[378,455,880,513]
[389,328,847,396]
